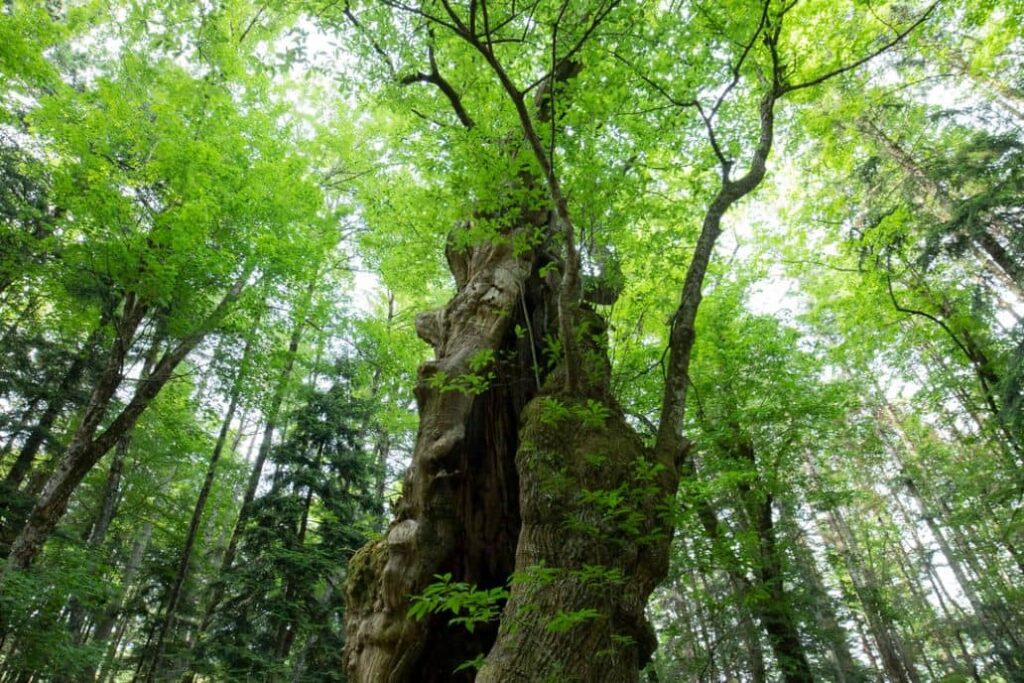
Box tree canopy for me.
[1,0,1022,681]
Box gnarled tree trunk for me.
[344,203,558,680]
[477,313,672,681]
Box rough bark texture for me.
[477,313,673,681]
[344,212,557,681]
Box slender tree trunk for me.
[3,277,246,572]
[862,118,1024,297]
[691,570,718,682]
[719,432,816,683]
[88,435,131,549]
[820,506,920,683]
[747,492,814,682]
[92,522,153,678]
[898,497,982,681]
[1,295,148,566]
[692,436,815,683]
[105,611,137,683]
[60,432,135,655]
[908,478,1024,673]
[790,518,862,682]
[272,482,315,670]
[288,568,339,683]
[695,493,795,681]
[732,573,768,683]
[888,530,942,680]
[2,319,109,491]
[880,404,1024,674]
[196,316,304,638]
[140,365,245,682]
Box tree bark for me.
[345,9,793,682]
[477,321,672,681]
[748,492,814,683]
[1,295,148,566]
[344,205,557,681]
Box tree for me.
[337,1,936,680]
[3,0,1022,680]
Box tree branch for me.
[399,42,476,129]
[781,1,939,95]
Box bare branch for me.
[378,0,462,34]
[609,51,698,109]
[884,268,985,379]
[709,0,772,119]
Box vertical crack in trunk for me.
[477,311,671,682]
[344,209,558,681]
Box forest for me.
[0,0,1021,681]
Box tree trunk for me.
[1,295,148,567]
[692,435,815,683]
[92,521,153,679]
[271,482,315,672]
[896,492,982,681]
[344,209,558,681]
[789,517,862,683]
[477,329,672,680]
[196,315,304,637]
[86,434,131,550]
[61,432,135,653]
[3,277,246,572]
[2,319,108,491]
[821,506,920,683]
[749,492,815,683]
[880,404,1024,674]
[141,374,243,682]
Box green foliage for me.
[408,573,510,635]
[537,397,611,429]
[1,0,1023,681]
[545,608,601,634]
[198,358,382,681]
